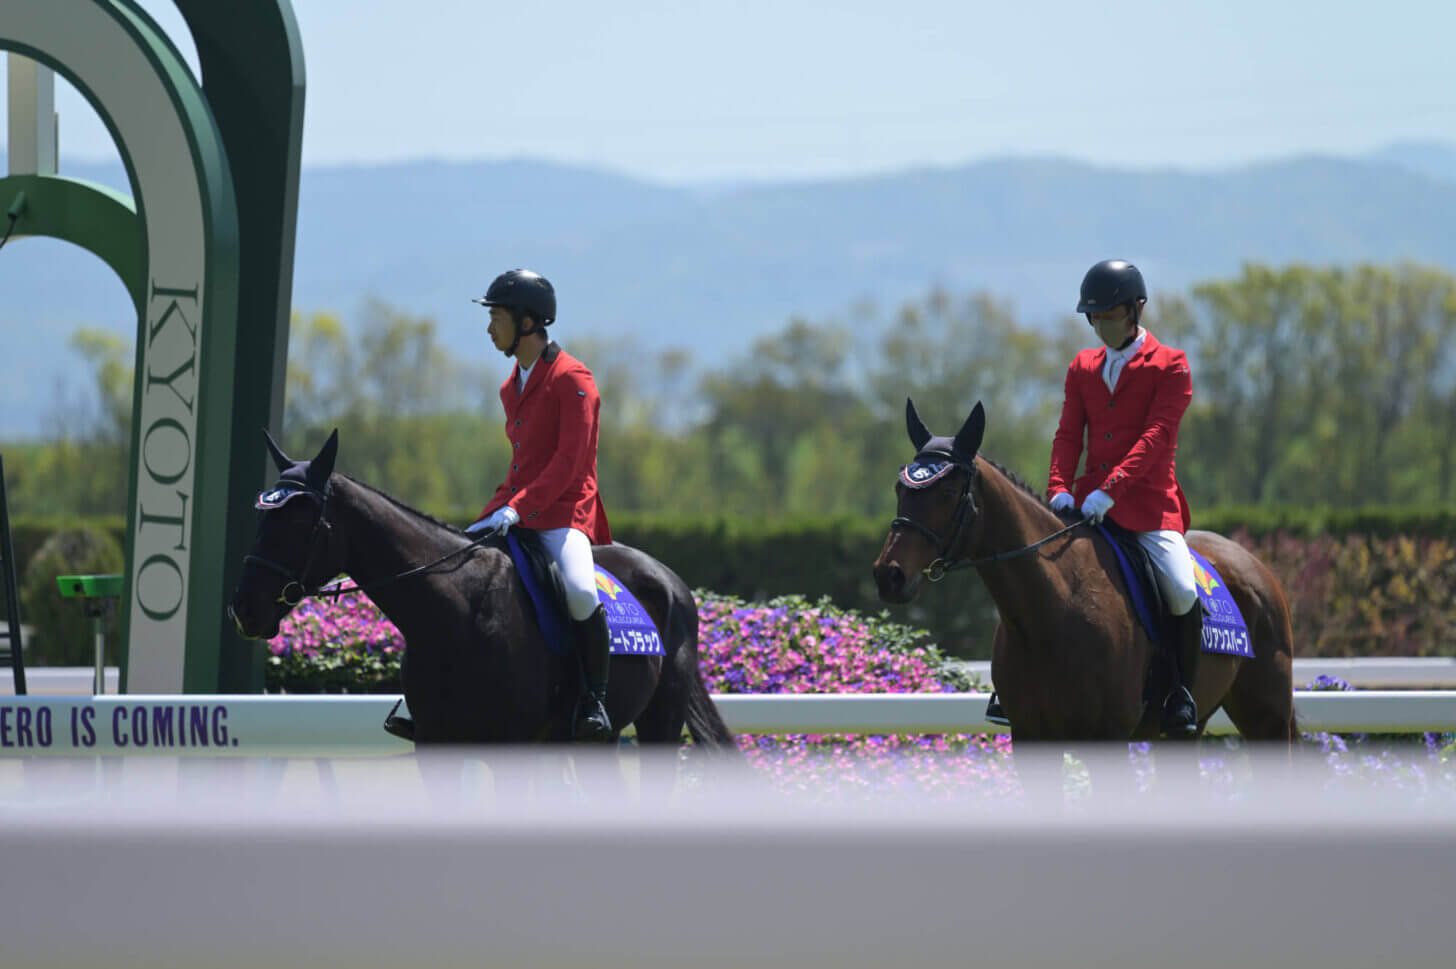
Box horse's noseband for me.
[892,454,978,580]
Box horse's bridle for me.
[891,458,979,581]
[244,479,496,605]
[891,458,1087,581]
[244,481,337,606]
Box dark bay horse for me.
[872,400,1295,792]
[228,431,735,779]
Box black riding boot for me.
[1160,605,1203,739]
[572,605,612,742]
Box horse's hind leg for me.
[1216,637,1298,800]
[1222,568,1298,749]
[1221,674,1296,743]
[1220,666,1298,786]
[1221,603,1297,745]
[630,684,688,805]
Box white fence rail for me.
[948,656,1456,688]
[9,656,1456,697]
[2,690,1453,757]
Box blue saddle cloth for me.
[1093,523,1253,658]
[505,533,665,658]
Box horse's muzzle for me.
[227,604,256,640]
[227,603,277,642]
[873,562,917,604]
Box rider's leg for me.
[1138,529,1201,739]
[542,527,612,741]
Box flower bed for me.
[265,584,403,695]
[695,592,1017,798]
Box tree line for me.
[5,262,1456,524]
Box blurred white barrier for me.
[1,753,1453,969]
[1,690,1453,757]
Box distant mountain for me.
[4,146,1456,437]
[1367,141,1456,183]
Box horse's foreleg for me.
[569,740,630,803]
[1147,736,1205,798]
[413,746,468,806]
[1010,735,1066,809]
[1075,743,1145,805]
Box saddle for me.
[501,530,666,659]
[504,529,574,657]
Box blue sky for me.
[14,0,1456,182]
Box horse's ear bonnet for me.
[900,399,984,489]
[255,428,339,508]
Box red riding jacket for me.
[478,342,612,543]
[1046,330,1192,533]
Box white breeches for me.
[1136,529,1199,617]
[539,526,600,620]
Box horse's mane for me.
[340,474,470,536]
[979,456,1052,510]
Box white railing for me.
[9,656,1456,697]
[1,690,1453,757]
[947,656,1456,688]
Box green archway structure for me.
[1,1,304,693]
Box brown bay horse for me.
[873,400,1295,793]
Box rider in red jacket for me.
[466,269,615,741]
[986,260,1202,739]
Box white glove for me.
[1049,491,1075,513]
[1080,489,1114,524]
[466,506,519,536]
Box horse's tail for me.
[672,590,739,754]
[684,666,737,752]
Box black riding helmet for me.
[1077,260,1147,323]
[473,269,556,356]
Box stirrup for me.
[382,698,415,742]
[984,692,1010,727]
[1159,686,1198,740]
[573,693,612,742]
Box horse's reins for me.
[245,479,493,605]
[311,535,493,599]
[891,460,1089,581]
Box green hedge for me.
[6,508,1456,659]
[1190,505,1456,540]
